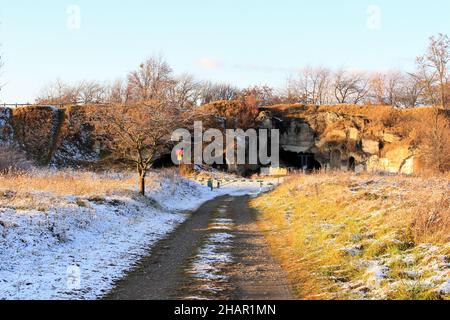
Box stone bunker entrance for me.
[348,156,356,171]
[280,149,321,171]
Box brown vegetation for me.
[0,170,136,197]
[200,99,259,130]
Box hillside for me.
[0,103,449,174]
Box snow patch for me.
[0,173,274,300]
[439,279,450,295]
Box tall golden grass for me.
[251,171,450,299]
[0,170,147,197]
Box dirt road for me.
[105,195,293,300]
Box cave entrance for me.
[152,153,175,169]
[280,149,321,171]
[348,156,356,172]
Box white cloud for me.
[197,58,223,70]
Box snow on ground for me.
[0,172,276,300]
[182,205,236,299]
[151,174,275,212]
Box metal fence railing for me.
[0,102,112,108]
[0,103,64,108]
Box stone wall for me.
[11,106,63,165]
[4,105,101,166]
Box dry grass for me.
[250,172,450,300]
[265,103,438,120]
[0,170,157,197]
[0,169,172,214]
[410,194,450,244]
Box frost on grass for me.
[0,170,271,300]
[251,172,450,300]
[0,193,185,300]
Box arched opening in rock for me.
[280,149,321,171]
[348,156,356,172]
[152,154,176,169]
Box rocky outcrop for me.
[362,139,380,155]
[258,106,418,174]
[279,118,316,153]
[1,104,430,175]
[367,146,414,174]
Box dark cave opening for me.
[152,153,175,169]
[348,156,356,171]
[280,149,321,171]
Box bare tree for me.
[36,79,81,105]
[91,103,192,195]
[198,81,239,105]
[290,66,332,105]
[416,33,449,109]
[370,71,405,106]
[410,34,450,172]
[333,69,370,104]
[240,85,278,107]
[106,79,130,104]
[36,80,107,105]
[169,73,202,110]
[78,80,106,104]
[401,73,425,107]
[127,56,175,103]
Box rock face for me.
[258,106,418,174]
[367,146,414,174]
[279,119,316,153]
[0,107,14,146]
[362,139,380,155]
[3,105,101,166]
[51,106,100,166]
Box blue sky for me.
[0,0,449,102]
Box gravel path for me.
[105,195,293,300]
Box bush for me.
[200,100,259,129]
[0,146,33,173]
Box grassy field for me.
[250,172,450,300]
